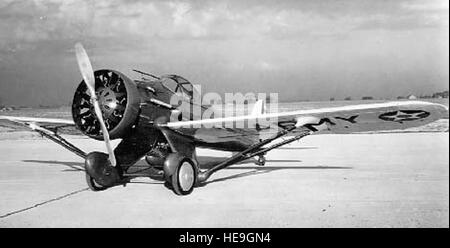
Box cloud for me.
[1,0,448,52]
[0,0,448,106]
[356,0,449,30]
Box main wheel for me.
[85,173,108,191]
[171,159,197,195]
[84,151,121,191]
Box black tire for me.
[171,159,197,195]
[85,173,108,191]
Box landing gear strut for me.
[197,128,311,184]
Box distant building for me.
[407,94,417,100]
[361,96,373,100]
[0,107,14,112]
[432,90,449,99]
[419,95,432,99]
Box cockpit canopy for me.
[160,74,199,101]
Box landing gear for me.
[172,160,196,195]
[85,173,108,191]
[256,155,266,166]
[84,152,121,191]
[163,153,198,195]
[197,128,312,184]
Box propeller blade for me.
[75,43,96,96]
[74,43,117,167]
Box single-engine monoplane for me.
[1,43,447,195]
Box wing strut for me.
[197,125,311,184]
[26,123,87,159]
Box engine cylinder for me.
[72,69,140,140]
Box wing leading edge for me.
[0,115,74,125]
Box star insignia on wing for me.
[378,110,430,123]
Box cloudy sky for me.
[0,0,448,106]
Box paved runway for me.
[0,132,448,227]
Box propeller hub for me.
[98,87,119,119]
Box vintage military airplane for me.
[0,43,448,195]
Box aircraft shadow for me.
[197,156,303,169]
[196,155,352,186]
[277,146,318,150]
[23,155,311,173]
[22,157,352,187]
[21,159,164,185]
[197,165,352,187]
[22,160,85,172]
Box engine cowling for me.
[72,69,140,140]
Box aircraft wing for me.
[163,101,448,134]
[0,115,74,125]
[0,115,76,133]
